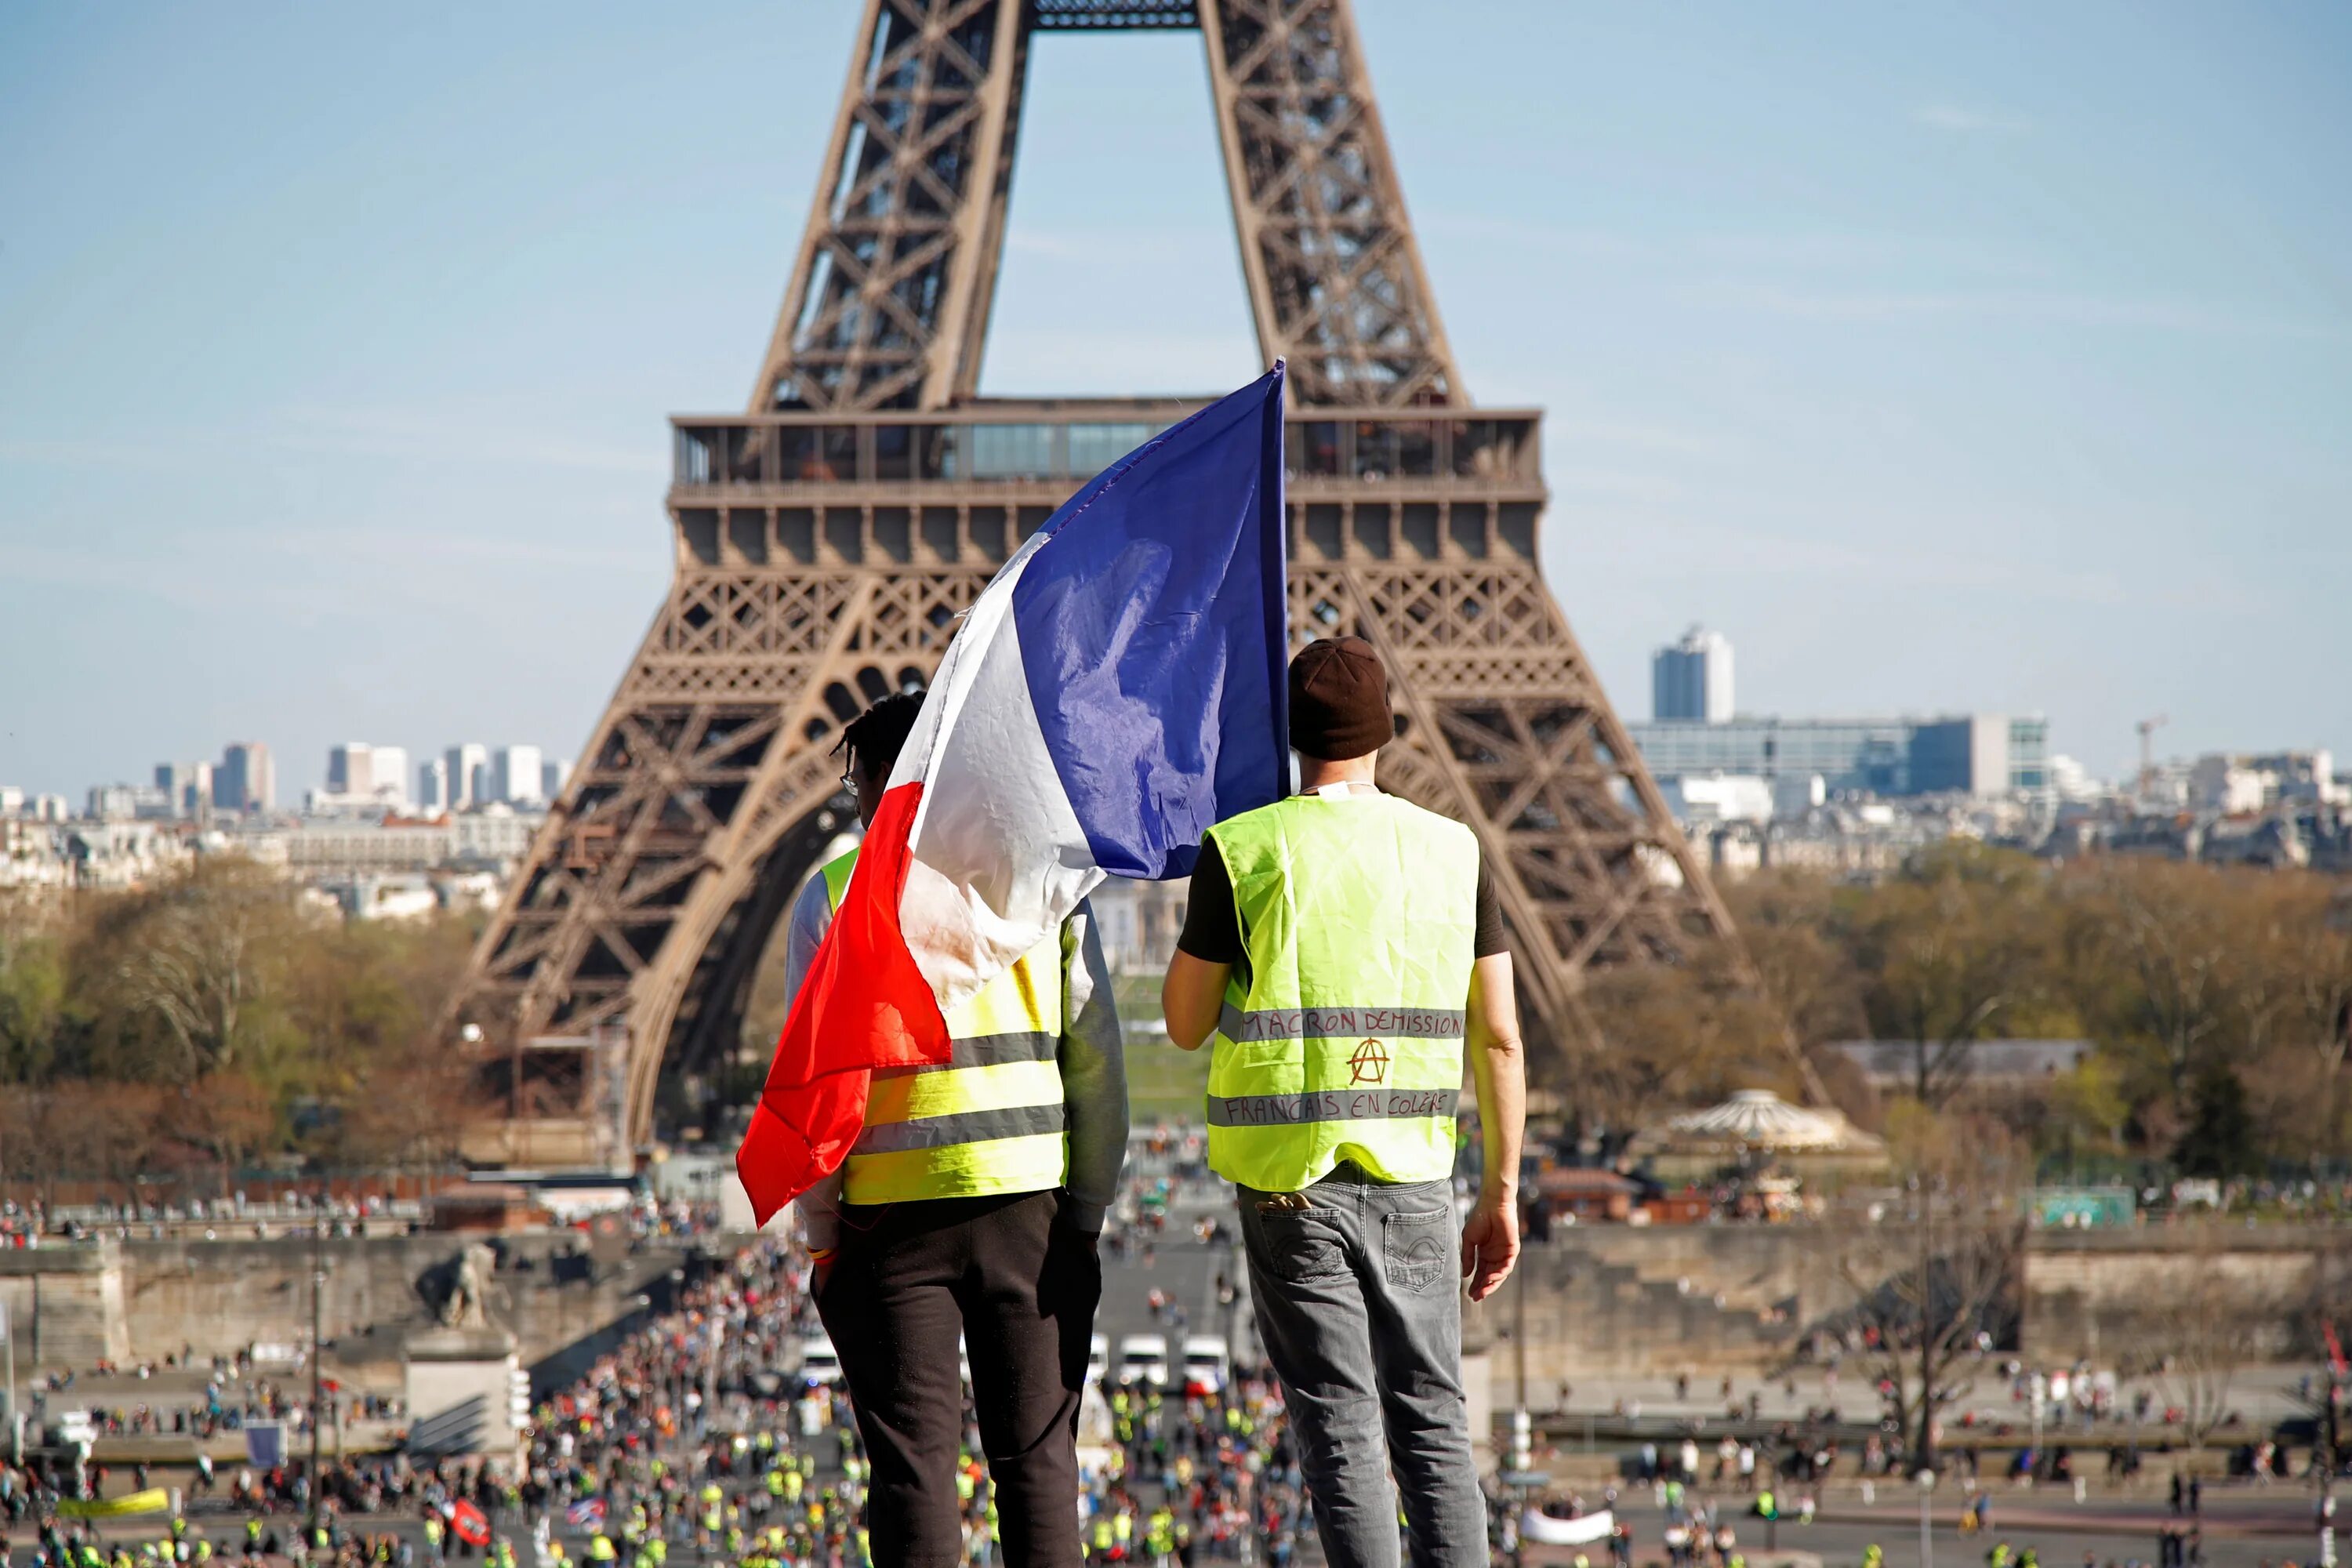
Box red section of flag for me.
[2327,1321,2347,1379]
[450,1502,491,1548]
[735,782,950,1224]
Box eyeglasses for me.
[839,771,858,797]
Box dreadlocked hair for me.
[835,691,925,786]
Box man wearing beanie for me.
[1162,635,1525,1568]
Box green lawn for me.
[1113,972,1210,1126]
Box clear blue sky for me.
[2,2,2347,797]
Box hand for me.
[1461,1194,1520,1303]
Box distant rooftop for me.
[1831,1039,2095,1084]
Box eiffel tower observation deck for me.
[446,0,1739,1166]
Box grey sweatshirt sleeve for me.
[777,873,848,1253]
[1057,896,1128,1233]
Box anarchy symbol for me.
[1348,1037,1389,1085]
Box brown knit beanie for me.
[1288,637,1393,760]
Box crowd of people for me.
[0,1214,1338,1568]
[491,1226,1327,1565]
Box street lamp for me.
[308,1205,326,1541]
[2,1298,17,1464]
[2322,1352,2345,1568]
[1494,1409,1545,1568]
[1916,1467,1937,1568]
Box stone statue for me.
[438,1241,500,1328]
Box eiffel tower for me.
[448,0,1738,1163]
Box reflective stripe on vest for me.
[1203,793,1476,1190]
[821,849,1069,1203]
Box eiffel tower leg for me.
[451,499,999,1160]
[1199,0,1463,406]
[751,0,1032,414]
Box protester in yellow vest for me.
[1163,636,1526,1568]
[789,692,1127,1568]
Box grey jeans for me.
[1239,1164,1486,1568]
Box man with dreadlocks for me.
[782,691,1127,1568]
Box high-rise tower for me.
[1653,626,1735,724]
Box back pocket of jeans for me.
[1248,1207,1349,1284]
[1381,1207,1451,1292]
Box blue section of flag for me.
[566,1500,605,1528]
[1009,364,1290,881]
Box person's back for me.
[787,692,1127,1568]
[1198,789,1477,1190]
[1163,637,1525,1568]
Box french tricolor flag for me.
[738,365,1291,1222]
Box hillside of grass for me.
[1113,972,1210,1126]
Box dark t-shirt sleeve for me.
[1181,832,1507,963]
[1177,840,1243,964]
[1475,854,1506,959]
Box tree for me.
[2033,1055,2133,1176]
[0,1088,46,1203]
[2281,882,2352,1166]
[1842,844,2056,1109]
[175,1072,281,1194]
[2062,859,2261,1126]
[2174,1061,2259,1178]
[35,1080,166,1208]
[0,908,67,1083]
[1721,871,1867,1097]
[335,1049,482,1175]
[2147,1225,2270,1444]
[1575,935,1791,1131]
[279,905,477,1104]
[1838,1109,2025,1472]
[85,859,300,1082]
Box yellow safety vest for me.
[822,850,1069,1203]
[1202,793,1476,1189]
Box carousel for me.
[1629,1087,1889,1186]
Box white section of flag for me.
[884,530,1100,1015]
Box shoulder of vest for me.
[1206,796,1292,838]
[818,848,860,913]
[1388,793,1479,845]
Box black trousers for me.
[815,1189,1100,1567]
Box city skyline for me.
[13,626,2349,814]
[2,2,2347,796]
[31,735,568,818]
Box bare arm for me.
[1161,951,1231,1051]
[1461,949,1525,1302]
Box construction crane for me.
[2136,714,2169,800]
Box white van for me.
[796,1333,843,1386]
[1181,1335,1230,1396]
[1117,1334,1171,1388]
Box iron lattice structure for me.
[449,0,1736,1162]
